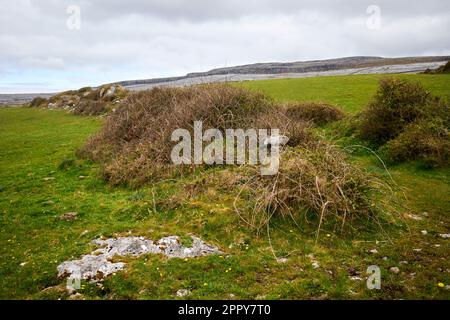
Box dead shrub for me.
[254,109,314,147]
[283,102,345,125]
[73,100,107,115]
[80,84,294,185]
[228,141,379,234]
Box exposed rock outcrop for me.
[57,235,222,281]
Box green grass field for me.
[0,74,449,300]
[239,74,450,114]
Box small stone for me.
[312,262,320,269]
[79,175,87,179]
[399,261,408,265]
[421,230,428,235]
[382,256,388,261]
[413,248,422,252]
[43,177,55,181]
[229,293,235,298]
[350,276,363,281]
[389,267,400,274]
[59,212,78,221]
[435,244,441,248]
[20,262,27,267]
[369,249,378,254]
[68,293,83,300]
[176,289,191,297]
[276,257,289,264]
[439,234,450,239]
[405,213,423,221]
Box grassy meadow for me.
[0,74,449,299]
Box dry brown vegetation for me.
[214,141,379,235]
[79,83,384,231]
[80,84,347,185]
[283,101,344,125]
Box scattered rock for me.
[389,267,400,274]
[104,86,116,97]
[59,212,78,221]
[57,235,222,282]
[176,289,191,297]
[68,293,84,300]
[347,267,359,276]
[276,257,289,264]
[439,234,450,239]
[307,253,320,269]
[405,213,423,221]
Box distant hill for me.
[1,55,449,105]
[115,56,450,87]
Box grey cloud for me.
[0,0,449,93]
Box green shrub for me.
[29,97,47,108]
[423,61,450,74]
[357,78,431,145]
[382,118,450,167]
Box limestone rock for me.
[57,235,222,282]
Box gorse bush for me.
[29,97,47,108]
[356,77,450,167]
[357,78,431,145]
[382,118,450,167]
[284,102,344,125]
[423,61,450,74]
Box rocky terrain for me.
[1,56,448,105]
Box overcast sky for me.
[1,0,449,93]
